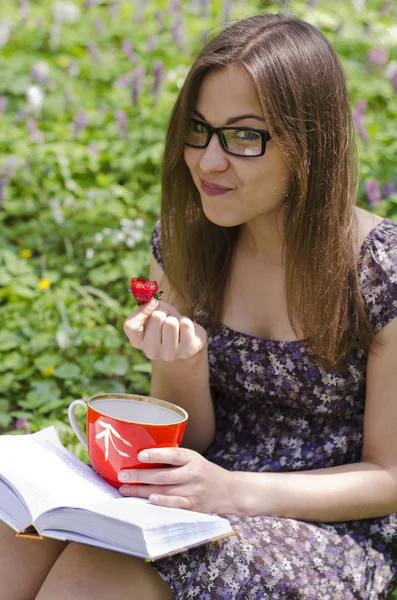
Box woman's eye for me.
[191,121,206,132]
[235,129,257,140]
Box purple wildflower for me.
[87,41,100,63]
[382,183,397,198]
[121,39,137,63]
[380,0,392,15]
[3,157,18,180]
[18,0,30,22]
[114,109,128,139]
[85,0,99,6]
[30,64,48,84]
[114,70,136,88]
[134,0,144,22]
[155,10,165,31]
[87,142,99,155]
[171,17,185,49]
[0,178,7,208]
[367,48,388,68]
[199,0,210,17]
[0,158,17,208]
[169,0,181,13]
[308,0,319,5]
[189,0,199,13]
[152,61,164,101]
[68,63,80,78]
[16,418,31,433]
[354,99,368,141]
[93,18,105,33]
[14,110,26,124]
[109,0,120,20]
[364,180,382,206]
[131,66,146,107]
[0,95,7,112]
[392,70,397,93]
[73,108,88,139]
[26,117,44,143]
[147,35,158,50]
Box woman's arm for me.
[150,353,215,454]
[149,253,215,453]
[124,252,215,455]
[233,316,397,521]
[120,315,397,519]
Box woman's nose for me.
[198,132,229,172]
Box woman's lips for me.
[200,180,233,196]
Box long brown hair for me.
[160,13,374,368]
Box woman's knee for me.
[0,520,67,600]
[36,542,173,600]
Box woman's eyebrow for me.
[192,109,266,125]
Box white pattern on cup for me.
[95,420,133,460]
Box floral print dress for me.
[149,218,397,600]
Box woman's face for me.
[184,66,291,229]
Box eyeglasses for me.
[185,118,271,157]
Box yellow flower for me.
[19,249,32,259]
[87,320,96,328]
[57,56,70,68]
[43,365,55,377]
[38,278,51,289]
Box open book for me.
[0,427,235,560]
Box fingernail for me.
[138,451,149,461]
[146,298,157,309]
[118,471,129,482]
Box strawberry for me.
[130,278,163,305]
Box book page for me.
[70,496,231,527]
[35,498,233,560]
[0,428,119,523]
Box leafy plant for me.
[0,0,396,456]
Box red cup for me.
[68,393,188,487]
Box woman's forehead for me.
[193,67,264,126]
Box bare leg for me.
[0,520,67,600]
[36,542,173,600]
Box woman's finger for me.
[142,307,169,358]
[119,484,195,510]
[149,494,194,510]
[161,316,180,360]
[138,447,193,466]
[123,299,159,345]
[178,318,206,358]
[118,465,190,486]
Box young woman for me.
[1,12,397,600]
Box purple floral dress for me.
[149,218,397,599]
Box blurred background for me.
[0,0,396,457]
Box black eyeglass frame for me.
[185,118,272,157]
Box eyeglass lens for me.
[186,120,263,157]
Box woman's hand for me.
[123,299,207,362]
[117,447,238,514]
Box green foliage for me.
[0,0,396,465]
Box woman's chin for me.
[201,204,242,228]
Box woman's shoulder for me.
[355,208,397,333]
[356,208,397,262]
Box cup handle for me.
[68,400,88,451]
